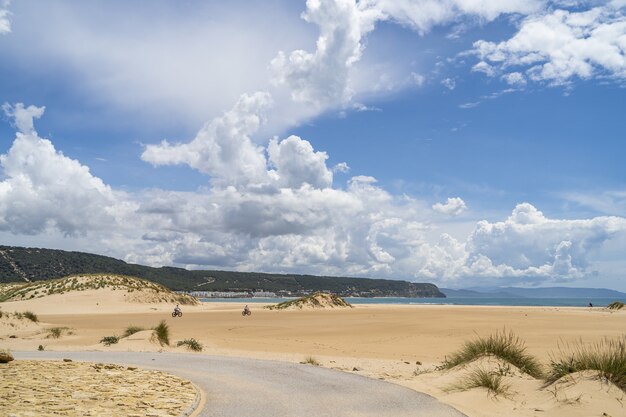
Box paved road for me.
[15,351,466,417]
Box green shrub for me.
[442,330,543,378]
[47,327,64,339]
[547,336,626,392]
[100,335,119,346]
[0,349,14,363]
[152,320,169,346]
[123,326,145,338]
[38,345,44,351]
[176,338,203,352]
[22,311,38,322]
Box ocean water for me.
[201,297,626,307]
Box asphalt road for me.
[15,351,467,417]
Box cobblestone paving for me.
[0,360,198,417]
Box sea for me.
[200,297,626,307]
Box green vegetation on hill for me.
[0,274,198,305]
[0,245,445,297]
[266,292,353,310]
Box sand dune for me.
[1,288,625,417]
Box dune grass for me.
[546,336,626,392]
[123,326,145,338]
[46,327,70,339]
[22,311,38,322]
[152,320,170,346]
[607,301,624,310]
[176,338,203,352]
[442,330,543,379]
[301,356,321,366]
[447,367,511,397]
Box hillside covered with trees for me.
[0,245,445,297]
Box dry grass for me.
[447,367,511,397]
[122,326,145,338]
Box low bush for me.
[176,338,203,352]
[100,335,119,346]
[0,349,14,363]
[607,301,624,310]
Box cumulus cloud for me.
[471,3,626,85]
[418,203,626,284]
[333,162,350,173]
[0,104,129,236]
[267,135,333,189]
[2,107,626,287]
[432,197,467,216]
[141,92,273,188]
[502,71,527,86]
[1,103,45,134]
[271,0,543,109]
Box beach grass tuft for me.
[546,336,626,392]
[100,335,119,346]
[176,338,203,352]
[153,320,170,346]
[301,356,321,366]
[46,327,66,339]
[22,311,38,322]
[123,326,145,338]
[607,301,624,310]
[448,367,511,397]
[442,330,543,378]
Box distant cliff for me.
[0,245,445,297]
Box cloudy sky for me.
[1,0,625,290]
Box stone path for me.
[0,359,198,417]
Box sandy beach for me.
[2,289,625,417]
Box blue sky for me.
[1,0,625,290]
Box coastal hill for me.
[441,287,626,299]
[0,245,445,297]
[0,274,198,305]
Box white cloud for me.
[268,135,333,189]
[411,71,426,86]
[2,108,626,288]
[364,0,543,34]
[471,3,626,85]
[441,77,456,90]
[141,92,273,188]
[0,104,130,236]
[0,1,10,35]
[502,71,527,86]
[472,61,495,76]
[333,162,350,173]
[1,103,45,134]
[433,197,467,216]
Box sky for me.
[1,0,625,290]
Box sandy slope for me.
[1,289,625,417]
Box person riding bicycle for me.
[243,305,250,315]
[174,304,181,314]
